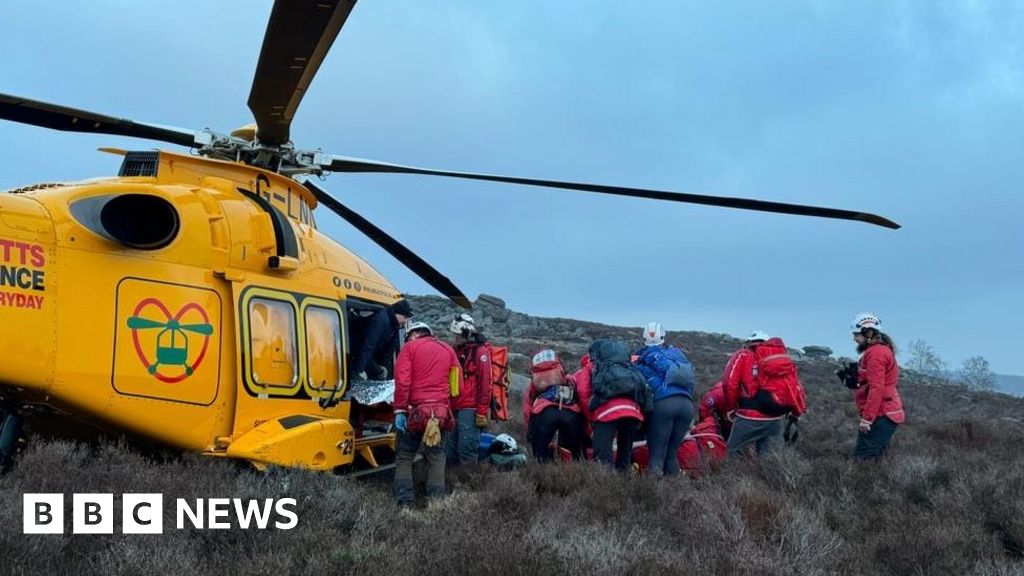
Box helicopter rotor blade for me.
[0,93,198,148]
[302,180,472,310]
[179,324,215,336]
[325,155,900,230]
[127,317,168,330]
[247,0,357,146]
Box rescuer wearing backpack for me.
[633,322,696,476]
[582,339,650,470]
[393,322,460,507]
[447,313,493,465]
[722,331,807,457]
[849,313,905,459]
[522,349,587,461]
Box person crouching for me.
[523,349,586,461]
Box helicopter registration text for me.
[0,239,46,309]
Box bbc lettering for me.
[24,494,298,534]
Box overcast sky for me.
[1,1,1021,374]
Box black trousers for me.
[529,407,585,462]
[593,418,640,471]
[853,416,899,460]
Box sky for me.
[1,1,1021,374]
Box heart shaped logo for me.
[127,298,213,383]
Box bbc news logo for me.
[23,494,298,534]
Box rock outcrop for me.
[803,345,834,358]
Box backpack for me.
[488,344,512,421]
[638,345,694,397]
[530,350,577,406]
[588,340,654,412]
[740,337,807,417]
[457,337,512,421]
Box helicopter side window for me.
[248,297,299,389]
[304,305,344,395]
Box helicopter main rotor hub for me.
[192,129,327,176]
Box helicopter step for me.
[223,415,358,471]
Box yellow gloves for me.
[475,414,488,428]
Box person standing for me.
[392,322,460,507]
[583,340,646,471]
[849,313,905,459]
[447,313,492,465]
[723,331,805,457]
[634,322,695,476]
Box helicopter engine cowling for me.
[70,193,180,250]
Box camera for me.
[835,361,861,389]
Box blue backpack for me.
[637,345,694,399]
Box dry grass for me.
[2,355,1023,575]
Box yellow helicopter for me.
[0,0,898,472]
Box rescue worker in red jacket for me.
[522,349,586,461]
[393,322,460,507]
[722,330,785,457]
[576,346,645,471]
[447,313,492,465]
[849,313,905,459]
[699,380,732,440]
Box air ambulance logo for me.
[127,298,213,383]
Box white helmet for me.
[851,312,881,334]
[745,330,770,342]
[492,433,517,455]
[449,313,476,336]
[405,321,433,337]
[643,322,666,346]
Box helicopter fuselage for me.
[0,149,401,470]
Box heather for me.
[2,299,1023,575]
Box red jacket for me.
[452,339,492,415]
[394,336,460,415]
[699,381,732,437]
[721,343,785,421]
[573,358,643,424]
[699,381,726,421]
[855,341,905,424]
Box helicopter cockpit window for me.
[248,297,298,388]
[305,306,343,394]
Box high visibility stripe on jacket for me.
[572,360,643,423]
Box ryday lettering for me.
[0,239,47,310]
[23,494,299,534]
